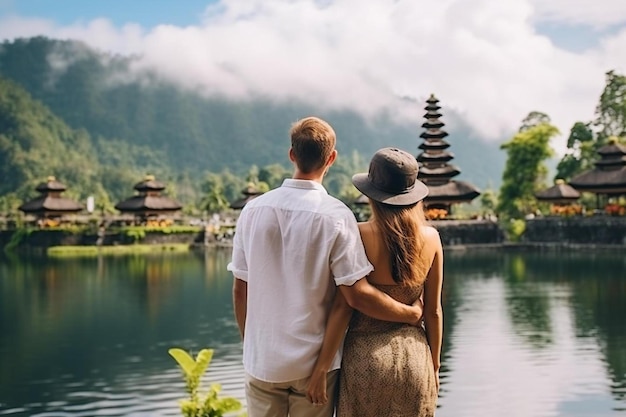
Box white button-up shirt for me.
[228,179,373,382]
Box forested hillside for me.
[0,36,505,211]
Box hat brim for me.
[352,173,429,206]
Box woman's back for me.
[336,220,439,417]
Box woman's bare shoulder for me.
[422,225,442,244]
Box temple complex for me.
[416,94,480,217]
[115,175,182,223]
[18,176,83,223]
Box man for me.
[228,116,423,417]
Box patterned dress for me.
[337,284,437,417]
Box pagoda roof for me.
[535,181,580,202]
[569,166,626,194]
[422,120,444,129]
[424,181,481,202]
[424,112,442,119]
[426,94,439,104]
[417,151,454,162]
[418,164,461,178]
[19,195,83,214]
[115,195,182,212]
[595,155,626,168]
[598,142,626,156]
[35,176,67,193]
[133,175,166,192]
[419,129,449,140]
[418,140,450,151]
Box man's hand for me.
[306,369,329,407]
[411,297,424,327]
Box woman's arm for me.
[306,290,353,405]
[423,230,444,392]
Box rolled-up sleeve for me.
[330,215,373,287]
[227,212,249,281]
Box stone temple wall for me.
[523,216,626,245]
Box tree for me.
[497,121,559,218]
[554,121,595,181]
[594,70,626,142]
[519,111,551,132]
[555,70,626,181]
[200,173,229,213]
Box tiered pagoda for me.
[416,94,480,214]
[569,138,626,198]
[18,176,83,220]
[230,184,264,210]
[115,175,182,221]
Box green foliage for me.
[594,70,626,141]
[556,71,626,181]
[505,219,526,242]
[478,187,498,215]
[169,348,243,417]
[497,119,558,219]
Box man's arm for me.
[338,279,422,326]
[232,278,248,340]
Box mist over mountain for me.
[0,36,505,204]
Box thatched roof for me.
[419,130,449,140]
[424,181,481,203]
[115,195,182,212]
[134,176,166,192]
[19,195,83,214]
[35,176,67,193]
[230,184,265,209]
[418,164,461,178]
[417,151,454,163]
[535,181,580,202]
[421,120,444,129]
[569,166,626,194]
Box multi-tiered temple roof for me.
[569,138,626,195]
[18,176,83,218]
[115,175,182,217]
[416,94,480,211]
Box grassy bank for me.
[47,244,191,257]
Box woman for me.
[307,147,444,417]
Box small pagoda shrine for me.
[230,183,264,210]
[115,175,182,223]
[18,176,83,224]
[535,179,581,216]
[569,138,626,198]
[416,94,480,217]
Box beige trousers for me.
[245,370,339,417]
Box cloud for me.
[0,0,625,153]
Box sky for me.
[0,0,625,154]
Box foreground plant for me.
[169,348,244,417]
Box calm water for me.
[0,249,625,417]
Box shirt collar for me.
[281,178,328,194]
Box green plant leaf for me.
[193,349,214,379]
[169,348,197,377]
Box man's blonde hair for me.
[290,117,336,174]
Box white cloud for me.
[0,0,625,154]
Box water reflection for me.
[0,249,624,416]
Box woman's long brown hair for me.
[369,200,430,286]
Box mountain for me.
[0,36,505,206]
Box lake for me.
[0,248,624,416]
